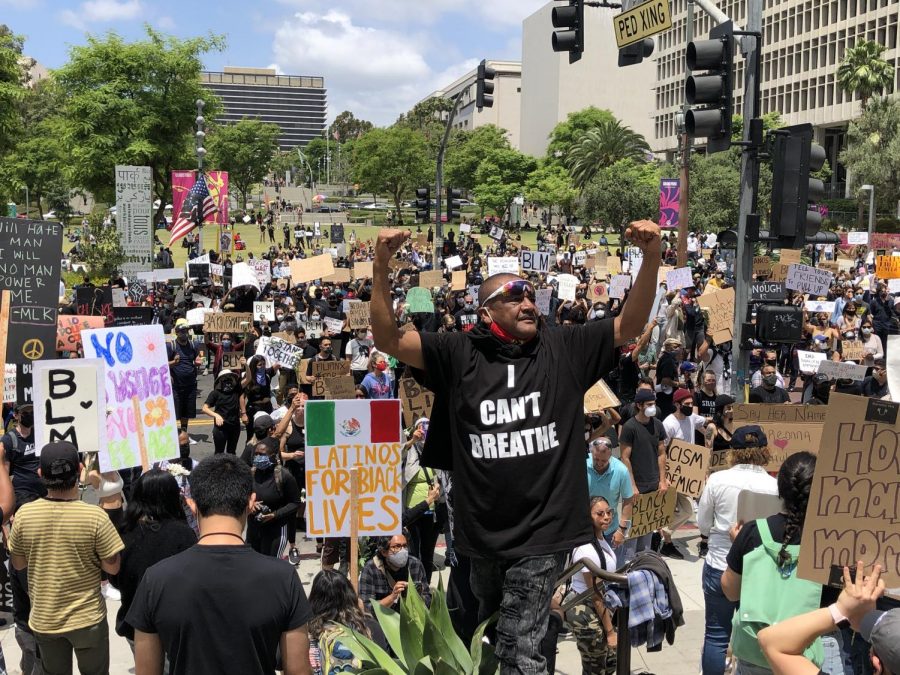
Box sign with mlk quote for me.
[304,400,403,538]
[798,393,900,596]
[82,325,179,471]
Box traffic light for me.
[476,60,496,112]
[446,188,461,222]
[685,21,734,154]
[414,187,430,223]
[769,123,827,248]
[551,0,584,64]
[618,38,654,67]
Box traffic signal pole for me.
[433,92,464,266]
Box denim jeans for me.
[702,563,737,675]
[735,661,772,674]
[470,552,566,675]
[616,532,653,567]
[820,632,851,674]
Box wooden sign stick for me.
[131,396,150,472]
[0,290,10,385]
[349,467,359,593]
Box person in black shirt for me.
[127,454,313,675]
[166,320,205,434]
[202,370,243,455]
[248,441,301,558]
[749,363,791,403]
[241,356,279,442]
[655,339,681,419]
[694,370,719,419]
[0,404,45,509]
[369,221,661,674]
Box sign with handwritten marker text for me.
[32,359,106,458]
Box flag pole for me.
[195,100,206,257]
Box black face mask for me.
[179,444,190,456]
[679,405,693,417]
[19,413,34,428]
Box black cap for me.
[731,425,768,450]
[714,394,735,412]
[39,442,80,480]
[634,389,657,404]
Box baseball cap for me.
[731,425,768,450]
[175,318,189,330]
[714,394,735,412]
[39,442,80,480]
[253,413,275,431]
[634,389,657,404]
[858,609,900,673]
[674,388,694,404]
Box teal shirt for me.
[585,455,634,536]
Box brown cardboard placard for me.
[451,270,466,291]
[416,233,429,247]
[400,377,434,426]
[628,490,677,539]
[753,256,772,278]
[797,393,900,596]
[584,378,621,412]
[606,256,622,275]
[666,440,710,499]
[289,254,335,284]
[697,287,735,345]
[353,261,374,280]
[297,358,311,385]
[221,352,244,371]
[347,302,371,330]
[323,267,352,284]
[321,376,357,400]
[769,263,790,283]
[203,312,253,334]
[756,422,824,472]
[419,270,444,288]
[311,360,351,378]
[271,331,297,344]
[841,340,866,361]
[709,448,730,473]
[732,404,827,425]
[657,265,675,285]
[780,249,802,265]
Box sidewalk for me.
[0,528,705,675]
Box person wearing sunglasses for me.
[370,221,661,674]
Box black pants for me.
[248,521,288,558]
[407,512,440,584]
[212,422,242,455]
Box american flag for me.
[169,173,217,246]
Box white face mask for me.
[644,405,657,418]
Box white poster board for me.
[817,359,868,381]
[797,350,827,374]
[253,301,275,321]
[32,359,106,458]
[666,267,694,291]
[444,255,464,270]
[231,262,261,290]
[847,231,869,245]
[805,300,836,314]
[256,336,304,369]
[609,274,632,299]
[520,250,551,274]
[115,165,153,276]
[249,259,272,286]
[786,264,834,297]
[557,273,579,302]
[3,364,15,404]
[535,288,553,316]
[487,257,520,277]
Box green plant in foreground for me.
[336,581,499,674]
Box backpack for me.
[731,518,824,668]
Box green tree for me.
[579,159,660,236]
[329,110,373,141]
[207,118,280,209]
[0,26,25,160]
[565,119,651,189]
[444,125,511,193]
[837,40,895,111]
[524,161,578,220]
[840,97,900,213]
[54,28,224,224]
[473,148,537,219]
[82,209,126,279]
[352,127,431,219]
[546,106,616,161]
[301,137,328,182]
[688,152,741,233]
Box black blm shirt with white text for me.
[419,319,615,560]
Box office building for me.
[201,67,327,149]
[417,61,523,150]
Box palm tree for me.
[837,40,895,111]
[565,119,651,189]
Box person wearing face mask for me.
[202,371,244,455]
[749,363,791,404]
[453,294,479,332]
[655,338,682,419]
[167,319,206,434]
[2,404,45,513]
[276,390,308,566]
[750,350,785,389]
[241,356,279,442]
[247,441,301,558]
[358,353,394,400]
[206,332,245,378]
[859,320,885,366]
[346,328,374,385]
[358,534,432,613]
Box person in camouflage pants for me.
[566,600,617,674]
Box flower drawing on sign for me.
[144,397,171,428]
[339,418,361,437]
[142,332,159,355]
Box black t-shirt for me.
[205,388,242,426]
[694,390,717,418]
[748,386,791,404]
[2,429,45,501]
[126,545,313,675]
[619,416,665,493]
[618,354,639,397]
[418,320,615,559]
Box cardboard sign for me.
[769,262,790,283]
[709,448,730,473]
[406,287,434,313]
[629,490,677,539]
[666,267,694,291]
[818,359,868,381]
[820,260,840,275]
[312,360,351,378]
[584,378,621,412]
[324,267,352,284]
[253,302,275,322]
[487,257,520,277]
[876,255,900,279]
[841,340,866,362]
[353,261,374,280]
[608,274,632,299]
[798,393,900,595]
[221,352,244,371]
[805,300,836,314]
[112,307,154,327]
[606,256,622,275]
[347,302,371,330]
[589,281,607,303]
[451,270,466,291]
[82,325,179,471]
[256,336,304,369]
[535,288,553,316]
[786,264,834,297]
[290,254,335,284]
[204,312,252,334]
[313,375,357,400]
[304,399,404,537]
[697,287,735,345]
[758,422,824,472]
[419,270,444,288]
[750,281,786,302]
[56,315,106,352]
[780,249,802,265]
[444,255,464,270]
[666,440,710,499]
[557,274,579,302]
[3,364,15,404]
[733,403,825,425]
[399,377,434,425]
[847,231,869,245]
[271,331,296,344]
[32,359,106,458]
[797,350,827,374]
[520,250,550,274]
[300,319,324,339]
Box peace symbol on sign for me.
[22,339,44,360]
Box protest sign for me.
[347,302,370,330]
[352,261,373,280]
[330,224,344,244]
[112,288,127,308]
[249,259,271,286]
[301,319,324,339]
[406,287,434,313]
[312,360,352,379]
[221,352,244,371]
[889,278,900,293]
[758,423,823,472]
[187,263,209,281]
[419,270,444,288]
[204,312,252,334]
[76,286,114,326]
[780,249,803,265]
[666,267,694,291]
[817,359,868,381]
[459,223,471,234]
[798,393,900,595]
[399,377,434,426]
[606,255,622,275]
[290,254,335,284]
[797,350,827,374]
[487,257,520,277]
[57,315,105,352]
[805,300,836,314]
[253,302,275,322]
[128,279,149,304]
[666,440,710,499]
[732,404,824,471]
[557,274,579,302]
[584,378,621,412]
[733,403,827,425]
[750,281,786,302]
[786,264,834,296]
[304,400,404,537]
[709,448,730,473]
[111,307,154,327]
[324,267,352,284]
[608,274,632,299]
[33,359,106,457]
[323,316,344,335]
[3,364,15,404]
[115,166,153,276]
[520,250,550,274]
[769,262,790,283]
[535,288,553,316]
[444,255,464,270]
[230,262,260,290]
[847,231,869,245]
[841,340,866,362]
[589,281,607,303]
[489,225,505,240]
[629,490,677,538]
[272,331,296,344]
[820,260,840,275]
[256,336,304,369]
[185,307,212,326]
[451,270,466,291]
[312,376,357,400]
[82,325,178,471]
[876,255,900,279]
[697,287,735,345]
[656,265,674,285]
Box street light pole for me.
[195,99,206,256]
[23,186,28,219]
[861,184,875,235]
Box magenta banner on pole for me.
[171,171,196,224]
[659,178,680,229]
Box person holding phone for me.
[401,419,444,583]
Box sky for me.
[3,0,550,126]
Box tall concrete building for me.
[201,67,327,150]
[654,0,900,195]
[519,2,657,157]
[418,61,523,149]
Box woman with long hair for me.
[241,355,278,442]
[721,452,827,674]
[248,440,301,558]
[112,469,196,650]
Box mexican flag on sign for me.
[306,400,403,447]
